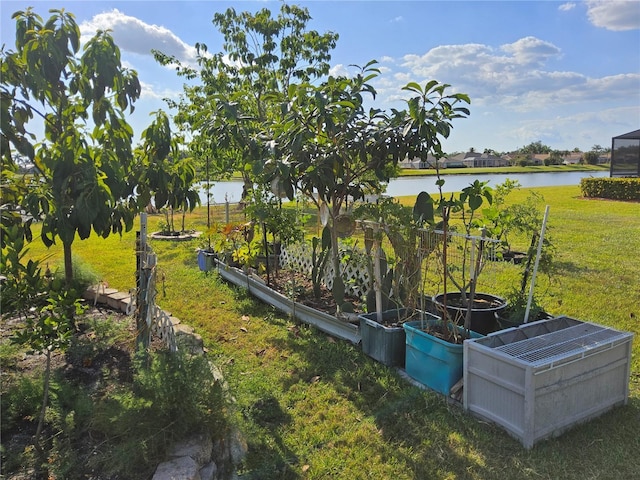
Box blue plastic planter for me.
[359,309,410,367]
[197,249,216,271]
[404,318,483,395]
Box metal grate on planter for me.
[492,320,630,366]
[464,316,634,449]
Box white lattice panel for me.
[280,243,372,299]
[279,242,313,274]
[151,305,178,352]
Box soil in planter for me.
[414,322,473,345]
[260,269,364,317]
[442,295,504,310]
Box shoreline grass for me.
[17,185,640,479]
[397,164,609,177]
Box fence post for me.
[136,213,151,351]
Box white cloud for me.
[391,16,404,23]
[80,9,198,65]
[500,37,561,66]
[586,0,640,31]
[387,36,640,113]
[509,105,639,148]
[139,80,182,102]
[329,63,354,77]
[559,3,577,12]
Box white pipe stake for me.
[524,205,550,323]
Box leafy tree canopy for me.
[153,3,339,187]
[1,7,141,283]
[518,140,552,155]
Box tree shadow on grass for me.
[238,395,302,480]
[552,259,595,275]
[264,314,640,479]
[217,275,640,478]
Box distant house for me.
[437,152,464,168]
[531,154,548,166]
[401,150,509,169]
[400,154,439,169]
[562,152,583,165]
[470,153,509,167]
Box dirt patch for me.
[1,305,154,479]
[259,267,364,317]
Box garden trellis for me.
[420,228,502,301]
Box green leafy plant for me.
[2,224,87,460]
[276,61,410,313]
[499,286,549,327]
[354,193,435,318]
[2,8,142,285]
[311,228,332,300]
[89,350,227,478]
[136,110,200,235]
[10,290,87,455]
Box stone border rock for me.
[82,285,247,480]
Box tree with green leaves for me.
[153,3,338,196]
[273,61,410,312]
[519,140,551,155]
[136,110,200,234]
[2,225,86,460]
[1,8,141,284]
[583,151,599,165]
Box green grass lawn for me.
[398,164,609,176]
[21,185,640,479]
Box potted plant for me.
[421,177,507,335]
[351,78,474,369]
[211,221,248,268]
[354,194,435,367]
[483,179,555,268]
[274,62,410,316]
[404,312,483,395]
[196,242,217,272]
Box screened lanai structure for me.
[610,129,640,177]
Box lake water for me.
[199,170,609,204]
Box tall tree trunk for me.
[63,241,73,286]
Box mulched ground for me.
[1,305,153,480]
[258,267,364,317]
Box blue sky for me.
[2,0,639,154]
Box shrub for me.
[1,372,44,434]
[88,350,228,478]
[580,177,640,201]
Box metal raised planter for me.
[216,260,361,344]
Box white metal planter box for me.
[463,316,633,449]
[216,260,361,344]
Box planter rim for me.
[433,292,507,313]
[404,318,483,346]
[358,308,413,331]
